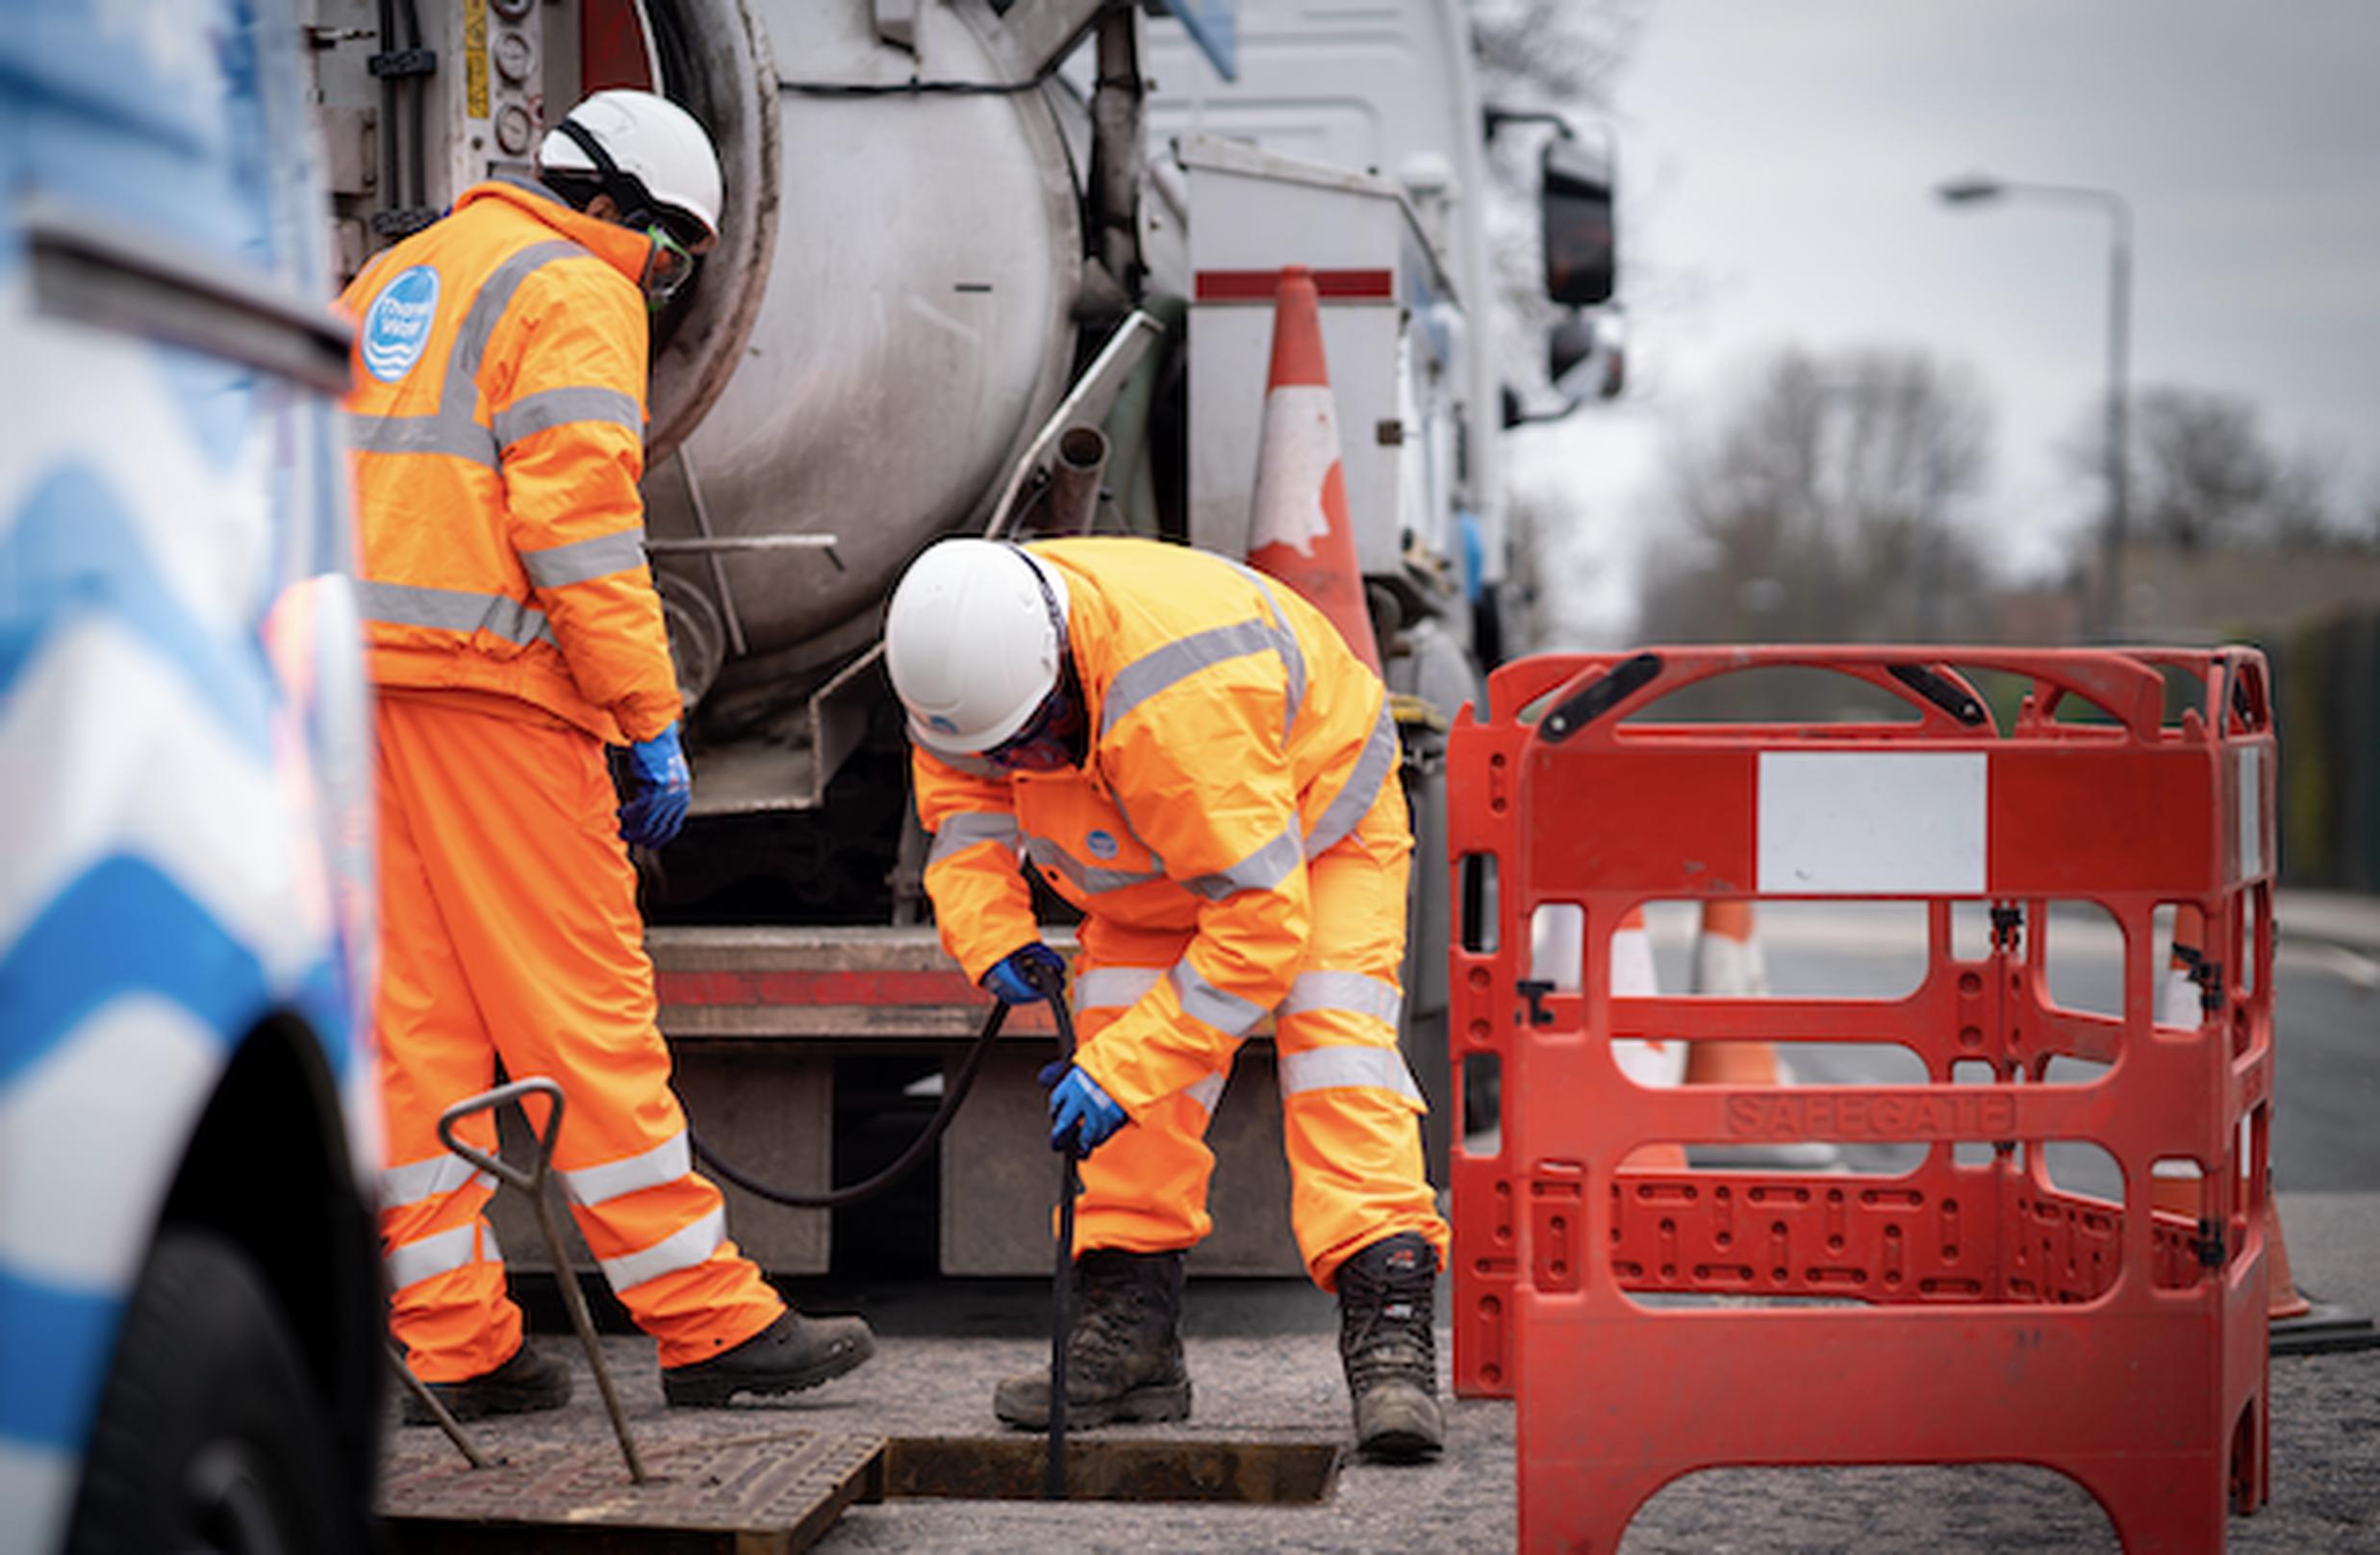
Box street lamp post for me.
[1938,174,2134,639]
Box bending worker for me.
[885,535,1452,1461]
[342,89,872,1420]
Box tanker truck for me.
[300,0,1615,1277]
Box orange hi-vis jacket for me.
[912,538,1404,1117]
[340,180,678,745]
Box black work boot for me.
[662,1307,875,1407]
[400,1339,570,1425]
[994,1248,1192,1429]
[1336,1232,1444,1462]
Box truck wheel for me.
[65,1227,361,1555]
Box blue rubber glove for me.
[1040,1060,1127,1156]
[618,723,692,850]
[981,942,1066,1006]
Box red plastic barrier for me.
[1445,646,2273,1553]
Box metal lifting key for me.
[1035,957,1080,1503]
[438,1078,648,1485]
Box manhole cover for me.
[380,1427,883,1552]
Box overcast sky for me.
[1507,0,2380,642]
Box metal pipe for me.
[645,533,843,552]
[1090,7,1145,289]
[2103,203,2133,637]
[1041,424,1110,536]
[673,447,750,657]
[376,0,400,233]
[1934,175,2134,638]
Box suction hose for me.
[685,990,1018,1210]
[682,960,1082,1498]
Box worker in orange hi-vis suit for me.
[885,536,1451,1463]
[343,89,872,1422]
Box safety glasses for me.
[640,224,698,313]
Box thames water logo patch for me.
[1085,828,1119,859]
[362,265,441,382]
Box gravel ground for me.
[386,1192,2380,1552]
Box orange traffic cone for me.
[1609,906,1684,1169]
[1246,266,1383,672]
[1682,900,1840,1169]
[1683,899,1779,1085]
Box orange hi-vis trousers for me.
[373,692,782,1382]
[1067,777,1450,1291]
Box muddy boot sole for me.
[1354,1382,1444,1463]
[662,1327,876,1407]
[994,1376,1193,1430]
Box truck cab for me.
[0,2,383,1548]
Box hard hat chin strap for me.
[551,116,657,232]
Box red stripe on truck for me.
[656,967,1053,1030]
[1195,268,1395,302]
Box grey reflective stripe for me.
[520,526,648,590]
[1185,821,1304,901]
[343,410,498,469]
[346,239,584,472]
[1278,970,1404,1027]
[1222,560,1308,735]
[599,1207,725,1291]
[378,1153,491,1211]
[1076,966,1164,1010]
[929,749,1003,778]
[356,578,557,647]
[1184,1073,1227,1115]
[560,1132,690,1208]
[445,239,583,420]
[1169,960,1267,1038]
[494,385,644,450]
[386,1222,494,1291]
[1101,619,1283,739]
[928,811,1022,866]
[1305,701,1400,858]
[1279,1044,1425,1104]
[1025,833,1166,896]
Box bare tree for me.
[2063,385,2354,552]
[1471,0,1644,112]
[2137,389,2278,550]
[1636,345,1997,647]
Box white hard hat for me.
[539,89,723,245]
[886,540,1071,756]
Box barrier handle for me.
[1524,647,2176,746]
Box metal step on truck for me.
[300,0,1618,1279]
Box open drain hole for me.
[872,1437,1341,1504]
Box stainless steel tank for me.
[643,0,1085,712]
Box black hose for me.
[686,993,1014,1209]
[682,959,1084,1505]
